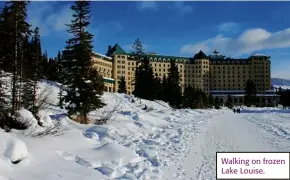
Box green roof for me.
[112,44,127,54]
[194,50,208,59]
[103,77,114,84]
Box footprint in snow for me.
[56,150,99,169]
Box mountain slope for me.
[271,78,290,89]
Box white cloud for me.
[174,2,193,15]
[180,27,290,57]
[137,1,158,11]
[218,22,239,33]
[27,2,73,36]
[27,2,122,39]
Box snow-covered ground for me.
[1,80,290,180]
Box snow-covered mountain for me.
[271,78,290,89]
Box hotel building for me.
[91,44,279,106]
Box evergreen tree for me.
[132,38,143,56]
[166,59,182,108]
[63,0,104,123]
[41,50,49,79]
[0,70,10,129]
[214,96,221,109]
[132,38,144,98]
[56,51,63,82]
[0,5,13,72]
[105,45,112,56]
[134,55,155,100]
[280,90,290,107]
[153,74,162,100]
[118,76,127,93]
[56,50,65,109]
[244,79,257,106]
[27,27,41,115]
[182,85,194,108]
[225,95,233,108]
[131,38,155,100]
[21,34,34,110]
[161,75,169,102]
[277,86,282,95]
[3,1,31,114]
[208,94,214,107]
[47,58,58,81]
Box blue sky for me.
[1,1,290,79]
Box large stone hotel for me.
[92,44,279,106]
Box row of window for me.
[92,60,112,68]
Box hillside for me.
[0,80,224,179]
[272,78,290,89]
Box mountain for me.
[271,78,290,90]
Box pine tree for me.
[21,34,34,110]
[118,76,127,93]
[41,50,49,79]
[208,94,214,107]
[0,5,12,72]
[153,74,162,100]
[132,38,144,98]
[28,27,41,115]
[225,95,233,108]
[63,0,104,123]
[182,85,192,108]
[4,1,31,114]
[56,50,65,109]
[214,96,221,109]
[0,70,10,129]
[132,38,143,56]
[131,38,155,100]
[134,55,155,100]
[161,75,169,102]
[105,45,112,56]
[56,51,63,82]
[244,79,257,106]
[47,58,58,81]
[167,59,182,108]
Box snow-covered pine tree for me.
[63,0,105,123]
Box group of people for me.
[233,107,241,113]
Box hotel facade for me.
[92,44,279,106]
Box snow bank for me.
[95,142,140,167]
[38,110,54,128]
[3,137,28,164]
[14,108,38,127]
[0,79,225,179]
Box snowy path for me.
[164,111,286,180]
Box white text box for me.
[216,152,290,179]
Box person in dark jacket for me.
[237,108,240,113]
[233,108,236,113]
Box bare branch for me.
[94,101,122,125]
